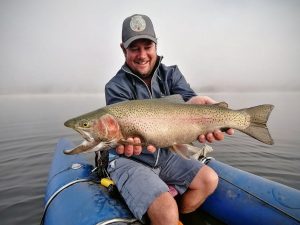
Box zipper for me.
[153,148,161,168]
[121,57,164,168]
[149,56,163,97]
[122,68,153,98]
[121,56,164,99]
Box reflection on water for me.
[0,92,299,225]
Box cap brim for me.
[123,35,157,48]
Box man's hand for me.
[116,137,156,157]
[187,96,234,143]
[198,128,234,143]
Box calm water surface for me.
[0,92,299,225]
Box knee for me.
[191,165,219,195]
[202,166,219,195]
[147,192,179,225]
[203,167,219,195]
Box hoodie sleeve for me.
[168,66,197,101]
[105,81,132,105]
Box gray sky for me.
[1,0,300,94]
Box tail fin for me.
[240,104,274,145]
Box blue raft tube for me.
[201,157,300,225]
[41,139,300,225]
[41,139,139,225]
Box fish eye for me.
[80,120,90,128]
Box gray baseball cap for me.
[122,14,157,48]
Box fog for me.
[1,0,299,94]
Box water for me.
[0,92,299,225]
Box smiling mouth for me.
[135,60,149,65]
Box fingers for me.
[199,133,216,143]
[124,137,134,157]
[147,145,157,153]
[213,130,224,141]
[199,134,207,143]
[133,137,142,155]
[198,129,234,143]
[116,137,155,157]
[226,128,234,135]
[116,145,125,154]
[116,137,135,156]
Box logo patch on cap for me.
[130,15,146,32]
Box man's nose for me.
[138,48,147,58]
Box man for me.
[105,14,234,225]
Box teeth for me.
[136,61,147,65]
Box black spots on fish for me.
[131,121,154,134]
[198,107,249,130]
[222,111,249,129]
[136,122,149,131]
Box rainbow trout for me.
[64,95,274,156]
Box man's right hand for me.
[116,137,156,157]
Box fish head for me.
[64,116,98,142]
[63,112,123,154]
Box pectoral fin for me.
[170,144,214,160]
[169,145,190,159]
[189,144,214,160]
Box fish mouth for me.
[63,127,97,154]
[64,139,99,155]
[64,127,118,155]
[75,128,94,142]
[63,138,118,155]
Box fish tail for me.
[240,104,274,145]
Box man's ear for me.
[120,43,126,56]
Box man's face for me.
[123,39,157,78]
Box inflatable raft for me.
[41,139,300,225]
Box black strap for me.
[94,150,109,178]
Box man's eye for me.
[129,47,138,51]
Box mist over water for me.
[0,0,300,95]
[1,1,300,225]
[0,92,299,225]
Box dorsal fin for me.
[214,102,228,108]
